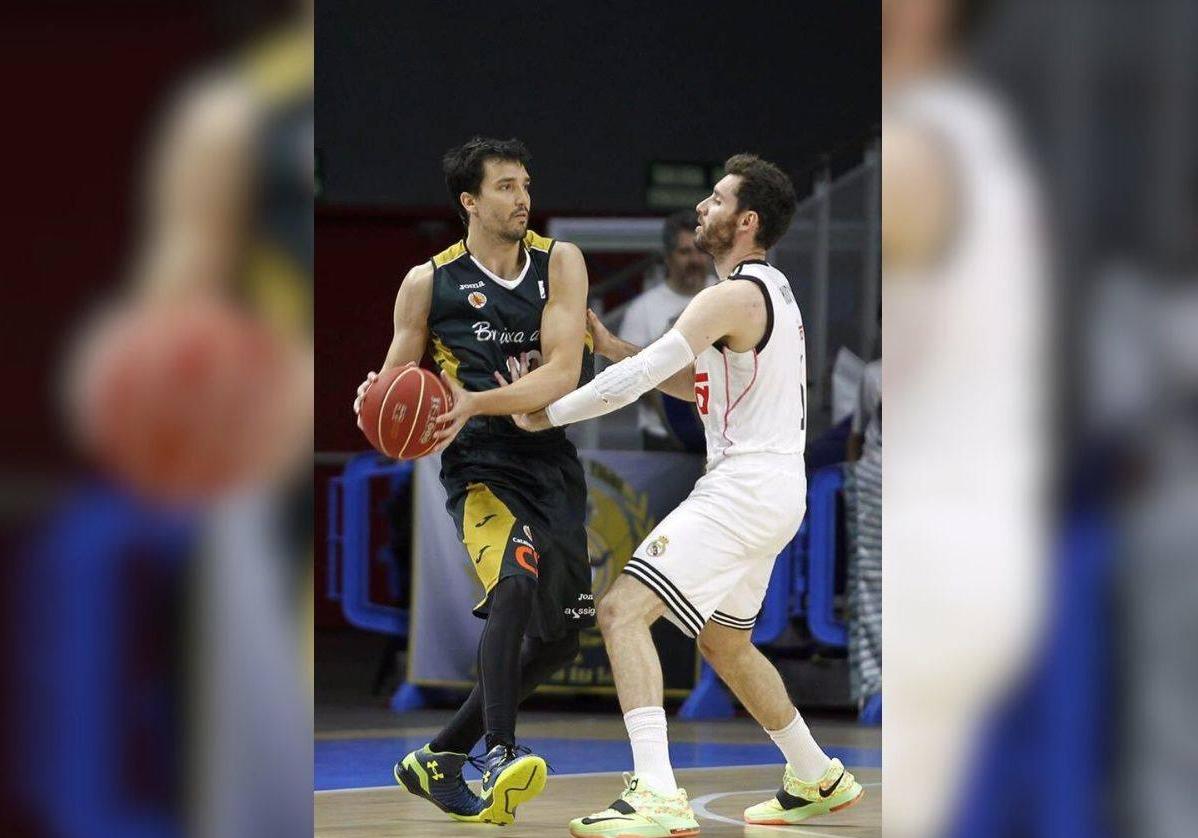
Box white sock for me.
[767,708,831,782]
[623,706,678,794]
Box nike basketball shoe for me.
[743,757,864,825]
[569,773,700,838]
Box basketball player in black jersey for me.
[353,137,595,824]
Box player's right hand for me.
[353,371,377,429]
[586,308,615,359]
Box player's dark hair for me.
[723,153,797,250]
[442,136,532,230]
[662,210,699,254]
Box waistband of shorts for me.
[459,417,570,446]
[452,422,574,455]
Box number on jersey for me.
[694,372,710,415]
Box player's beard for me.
[695,215,735,258]
[496,213,528,243]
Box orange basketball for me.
[358,364,451,459]
[69,299,308,503]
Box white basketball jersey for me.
[693,260,807,468]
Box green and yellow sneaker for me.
[393,744,487,822]
[744,758,864,825]
[569,773,700,838]
[476,743,547,825]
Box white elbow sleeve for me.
[546,329,695,426]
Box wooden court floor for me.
[316,712,882,837]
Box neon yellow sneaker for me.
[393,744,487,822]
[569,773,700,838]
[475,743,547,825]
[744,758,864,825]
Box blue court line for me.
[316,735,881,791]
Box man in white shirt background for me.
[617,210,715,450]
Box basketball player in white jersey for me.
[488,154,865,837]
[883,0,1048,835]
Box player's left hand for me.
[492,354,552,432]
[586,308,617,360]
[431,372,475,452]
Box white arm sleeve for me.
[545,329,695,427]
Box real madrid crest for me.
[468,291,487,309]
[646,535,669,557]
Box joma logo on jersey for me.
[472,322,540,345]
[458,281,485,290]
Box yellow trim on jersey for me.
[429,334,463,386]
[431,240,468,268]
[242,26,313,107]
[461,483,517,602]
[584,330,594,352]
[523,230,554,253]
[243,239,309,338]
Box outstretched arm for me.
[590,309,697,402]
[515,281,765,431]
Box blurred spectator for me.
[846,358,881,462]
[617,210,714,450]
[845,357,882,712]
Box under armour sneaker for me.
[743,758,864,825]
[393,744,487,821]
[569,773,700,838]
[476,743,548,825]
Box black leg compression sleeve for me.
[429,586,580,755]
[479,575,534,750]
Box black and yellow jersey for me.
[427,230,594,447]
[238,25,313,340]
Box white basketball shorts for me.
[622,452,806,637]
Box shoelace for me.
[608,772,678,813]
[470,745,555,778]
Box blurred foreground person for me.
[882,0,1049,834]
[47,6,313,837]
